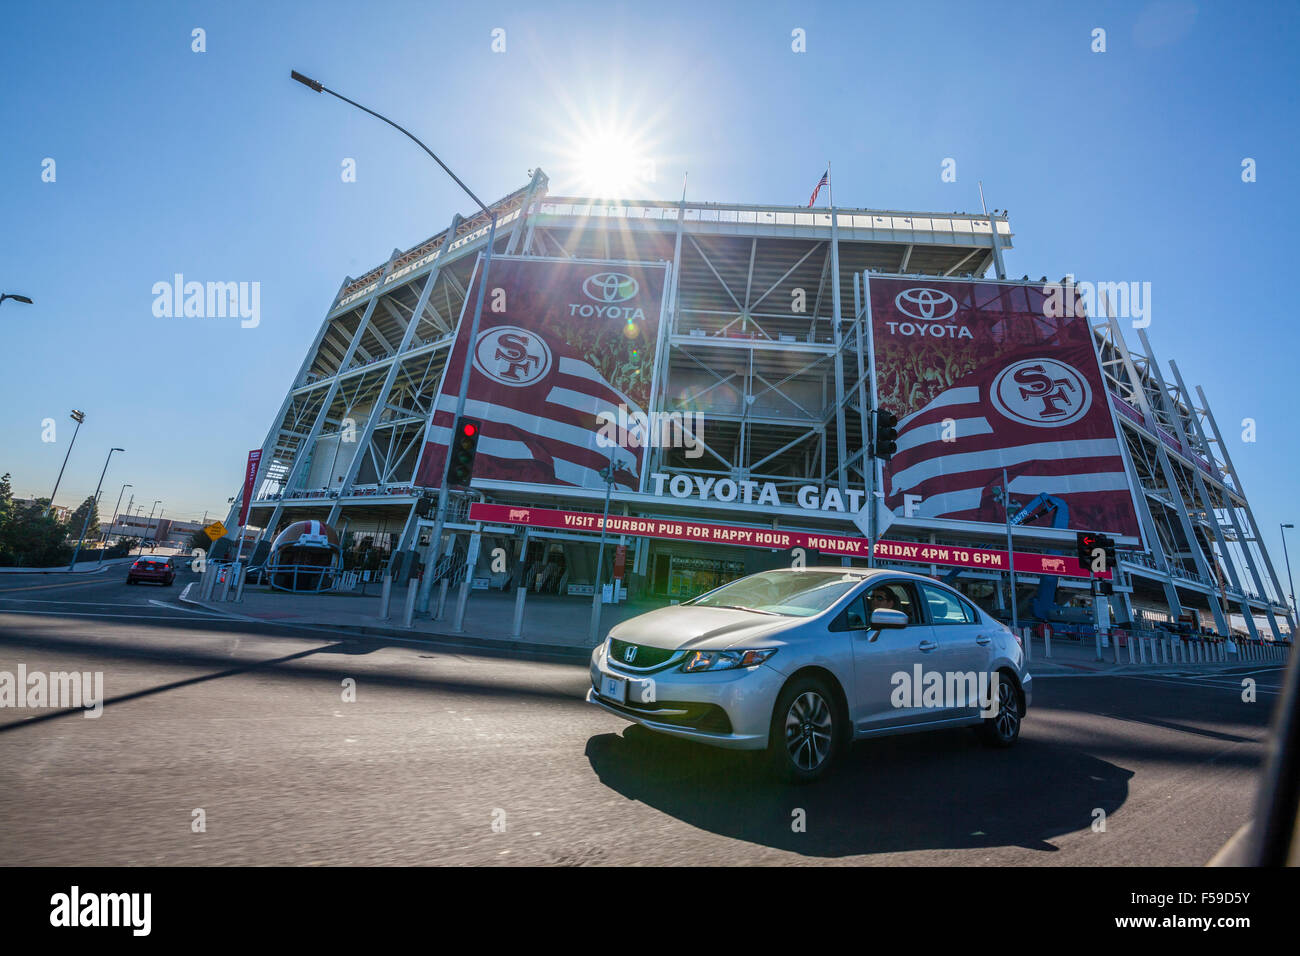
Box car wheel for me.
[979,671,1022,748]
[768,676,841,783]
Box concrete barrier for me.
[379,574,392,620]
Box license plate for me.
[600,675,627,704]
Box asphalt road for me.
[0,564,1284,865]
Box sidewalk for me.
[180,581,661,661]
[180,578,1291,674]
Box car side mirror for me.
[870,609,908,630]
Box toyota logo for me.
[584,272,639,303]
[895,287,958,322]
[623,645,638,663]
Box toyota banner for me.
[868,275,1142,540]
[415,256,669,493]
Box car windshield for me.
[686,570,863,618]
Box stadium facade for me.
[223,168,1295,641]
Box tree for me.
[65,495,99,542]
[0,491,71,567]
[188,528,212,552]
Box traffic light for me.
[872,408,899,460]
[1076,531,1116,574]
[447,417,481,488]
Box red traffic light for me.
[462,423,477,437]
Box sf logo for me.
[1013,364,1076,419]
[473,325,553,387]
[991,357,1092,428]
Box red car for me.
[126,556,175,586]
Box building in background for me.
[223,169,1294,640]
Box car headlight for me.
[680,648,778,673]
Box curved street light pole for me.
[69,448,123,569]
[291,70,498,616]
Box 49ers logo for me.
[990,357,1092,427]
[472,326,553,387]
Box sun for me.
[574,130,651,198]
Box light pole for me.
[69,448,123,569]
[992,469,1018,632]
[1281,523,1297,626]
[588,458,618,645]
[136,500,161,556]
[0,293,34,307]
[290,70,499,617]
[47,409,86,516]
[99,482,132,563]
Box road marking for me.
[0,578,119,594]
[0,609,202,622]
[146,600,227,617]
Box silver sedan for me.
[588,567,1032,782]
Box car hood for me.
[607,604,794,652]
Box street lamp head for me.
[1284,523,1295,529]
[291,70,324,92]
[111,447,124,453]
[70,409,85,423]
[1,293,34,305]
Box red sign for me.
[613,544,627,580]
[468,502,1109,579]
[415,256,668,494]
[869,276,1141,540]
[239,449,262,528]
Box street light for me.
[47,409,86,516]
[0,293,34,307]
[290,70,499,616]
[69,448,123,569]
[99,482,132,563]
[1281,523,1297,626]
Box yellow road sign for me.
[204,521,227,541]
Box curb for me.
[177,588,594,664]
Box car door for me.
[916,582,990,722]
[845,579,938,732]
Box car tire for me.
[768,675,842,783]
[979,671,1022,748]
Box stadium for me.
[221,168,1295,643]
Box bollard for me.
[1095,631,1103,662]
[1044,629,1052,658]
[511,586,527,639]
[379,574,392,620]
[1139,638,1148,664]
[1126,634,1135,664]
[435,579,449,621]
[1023,626,1032,662]
[452,580,470,632]
[234,564,247,603]
[203,565,217,601]
[1160,638,1169,664]
[219,566,233,602]
[401,583,417,628]
[1115,633,1124,664]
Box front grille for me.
[608,639,678,671]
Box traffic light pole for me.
[415,218,497,615]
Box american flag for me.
[883,356,1138,535]
[807,170,829,207]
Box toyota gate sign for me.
[415,256,668,493]
[868,275,1142,540]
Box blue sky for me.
[2,0,1297,586]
